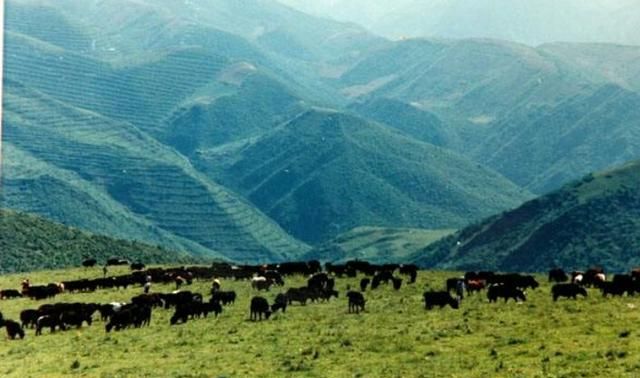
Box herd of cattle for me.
[0,260,638,340]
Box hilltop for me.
[0,209,200,273]
[204,110,530,243]
[413,161,640,272]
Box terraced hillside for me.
[338,39,640,194]
[473,84,640,193]
[338,38,593,119]
[0,209,200,273]
[2,83,309,262]
[350,98,458,148]
[414,161,640,272]
[205,110,530,243]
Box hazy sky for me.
[278,0,640,46]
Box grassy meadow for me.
[1,266,640,377]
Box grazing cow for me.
[307,273,330,290]
[319,289,339,302]
[600,282,629,297]
[360,278,370,292]
[371,271,394,289]
[203,301,223,318]
[98,303,126,322]
[285,287,310,305]
[399,264,418,283]
[25,284,60,300]
[582,268,605,287]
[466,280,486,295]
[210,291,236,305]
[106,304,151,332]
[487,285,526,303]
[251,276,273,291]
[20,309,39,328]
[263,271,285,286]
[446,278,464,292]
[423,291,459,310]
[271,293,288,313]
[347,291,366,314]
[106,307,134,332]
[82,258,97,268]
[250,297,271,321]
[612,274,638,296]
[1,319,25,340]
[0,289,23,299]
[548,268,568,283]
[130,262,146,271]
[392,277,403,290]
[36,315,66,335]
[551,283,587,301]
[60,310,93,328]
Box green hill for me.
[303,226,454,263]
[2,77,308,263]
[0,209,201,273]
[204,110,531,244]
[413,160,640,272]
[472,84,640,193]
[350,97,458,148]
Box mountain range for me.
[2,0,640,267]
[278,0,640,46]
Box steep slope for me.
[338,38,596,121]
[474,84,640,193]
[303,227,454,263]
[0,209,201,273]
[205,110,531,244]
[164,73,306,156]
[413,161,640,272]
[350,98,457,148]
[2,82,309,263]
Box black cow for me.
[399,264,418,283]
[1,319,25,340]
[20,309,39,328]
[250,297,271,321]
[446,278,464,292]
[82,258,97,268]
[210,291,236,305]
[423,291,459,310]
[36,315,66,335]
[487,285,526,303]
[105,304,151,332]
[347,291,366,314]
[286,287,310,305]
[130,262,146,271]
[271,293,288,313]
[371,271,394,289]
[551,283,587,301]
[548,268,568,283]
[60,310,93,328]
[600,282,628,297]
[392,277,403,290]
[1,289,23,299]
[360,278,370,292]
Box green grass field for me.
[2,266,640,377]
